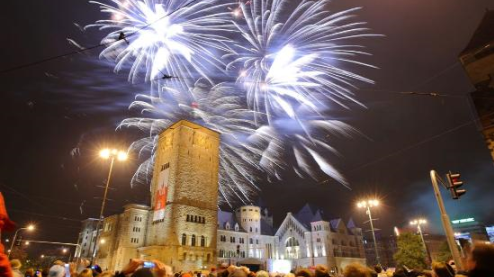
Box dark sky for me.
[1,0,494,257]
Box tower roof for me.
[160,119,220,138]
[460,9,494,56]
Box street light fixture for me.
[8,224,35,258]
[357,199,381,265]
[90,148,128,264]
[410,218,431,263]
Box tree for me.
[433,241,452,263]
[393,232,427,270]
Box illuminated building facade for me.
[77,120,366,272]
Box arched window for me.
[186,215,190,222]
[191,234,196,246]
[249,227,252,232]
[194,216,198,222]
[181,234,187,245]
[285,237,300,259]
[201,236,206,247]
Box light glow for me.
[100,149,110,159]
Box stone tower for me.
[139,120,220,271]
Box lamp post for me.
[357,199,380,265]
[410,218,432,264]
[8,224,35,258]
[90,148,128,264]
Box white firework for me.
[87,0,234,86]
[119,80,274,206]
[249,115,360,188]
[227,0,378,123]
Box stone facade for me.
[77,120,366,273]
[76,218,99,259]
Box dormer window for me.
[234,223,239,231]
[225,222,231,230]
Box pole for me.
[8,228,25,258]
[417,225,432,265]
[90,157,115,264]
[367,206,380,265]
[430,170,463,270]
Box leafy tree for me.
[393,232,427,270]
[433,241,452,263]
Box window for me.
[249,238,253,244]
[186,215,190,222]
[316,238,321,243]
[255,228,258,233]
[220,235,226,242]
[201,236,206,247]
[256,239,259,244]
[250,227,252,232]
[230,237,236,243]
[182,234,187,245]
[191,235,196,246]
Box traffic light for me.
[446,172,466,199]
[15,236,22,246]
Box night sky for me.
[1,0,494,256]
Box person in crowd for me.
[373,265,386,277]
[314,265,330,277]
[48,263,66,277]
[465,242,494,277]
[79,268,94,277]
[25,268,35,277]
[256,270,269,277]
[343,263,371,277]
[10,259,23,277]
[229,268,247,277]
[208,268,217,277]
[431,262,454,277]
[295,268,312,277]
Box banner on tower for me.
[153,163,169,221]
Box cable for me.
[361,88,467,99]
[0,0,200,75]
[318,110,494,184]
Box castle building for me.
[77,120,366,273]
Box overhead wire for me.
[0,0,200,75]
[318,110,494,185]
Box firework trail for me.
[119,80,276,205]
[249,113,360,187]
[87,0,234,88]
[227,0,378,124]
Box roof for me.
[460,9,494,56]
[260,218,275,236]
[294,203,320,228]
[160,119,220,138]
[217,210,244,231]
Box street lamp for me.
[90,148,128,263]
[8,224,35,258]
[357,199,380,265]
[410,218,431,263]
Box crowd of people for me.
[4,242,494,277]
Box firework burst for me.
[87,0,234,86]
[119,80,273,205]
[227,0,378,123]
